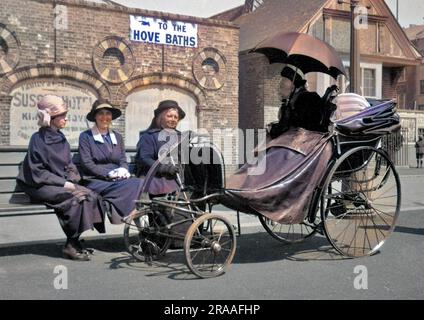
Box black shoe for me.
[75,239,95,255]
[62,244,90,261]
[329,200,347,217]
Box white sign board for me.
[10,80,96,146]
[130,15,198,48]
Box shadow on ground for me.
[0,230,360,280]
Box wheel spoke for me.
[322,147,400,257]
[185,214,236,278]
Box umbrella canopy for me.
[252,32,346,79]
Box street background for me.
[0,168,423,300]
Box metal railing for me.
[382,128,409,166]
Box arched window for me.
[124,85,198,146]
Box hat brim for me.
[154,106,186,120]
[86,107,122,122]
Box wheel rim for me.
[123,209,171,262]
[184,214,236,278]
[258,215,317,243]
[321,147,401,257]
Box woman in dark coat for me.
[135,100,185,195]
[78,100,143,223]
[16,95,105,261]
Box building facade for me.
[404,24,424,140]
[214,0,422,166]
[0,0,240,157]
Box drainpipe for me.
[53,1,57,63]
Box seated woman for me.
[223,67,338,224]
[269,65,336,138]
[16,95,104,261]
[268,66,308,138]
[78,100,143,223]
[135,100,185,195]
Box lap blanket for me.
[222,128,333,224]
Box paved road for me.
[0,208,423,300]
[0,169,423,300]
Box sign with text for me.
[10,80,96,146]
[130,15,198,48]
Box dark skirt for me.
[17,182,105,238]
[145,176,180,196]
[83,177,144,223]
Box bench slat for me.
[0,209,55,217]
[0,165,19,179]
[0,152,26,164]
[0,203,51,212]
[0,147,137,218]
[0,179,19,192]
[0,192,32,204]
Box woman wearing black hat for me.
[78,99,143,223]
[135,100,185,195]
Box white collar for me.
[91,125,118,145]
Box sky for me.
[115,0,424,27]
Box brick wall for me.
[0,0,239,151]
[239,52,265,130]
[416,64,424,108]
[382,67,398,101]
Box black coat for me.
[135,128,179,195]
[17,127,105,238]
[17,127,78,188]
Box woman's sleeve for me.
[78,132,110,178]
[25,136,67,186]
[117,133,129,170]
[64,162,81,183]
[136,133,156,169]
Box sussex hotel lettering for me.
[130,16,197,48]
[10,80,96,146]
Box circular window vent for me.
[92,36,135,84]
[193,48,226,90]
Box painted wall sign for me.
[130,15,198,48]
[10,80,97,146]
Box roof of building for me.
[84,0,126,8]
[404,24,424,41]
[209,5,245,21]
[233,0,329,52]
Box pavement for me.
[395,166,424,176]
[0,208,423,300]
[0,167,423,300]
[0,166,422,248]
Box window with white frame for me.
[363,68,376,97]
[336,63,381,98]
[361,64,381,98]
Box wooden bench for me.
[0,146,137,218]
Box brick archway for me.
[115,73,206,108]
[0,63,111,99]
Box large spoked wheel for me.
[321,146,401,257]
[123,208,172,262]
[258,215,317,244]
[184,214,236,278]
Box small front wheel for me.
[123,208,171,262]
[184,214,236,278]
